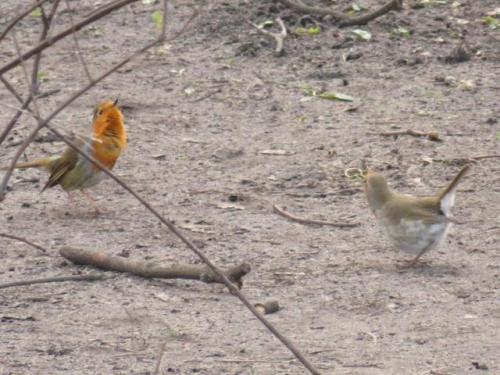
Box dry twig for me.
[0,233,48,253]
[276,0,403,27]
[273,204,359,228]
[247,17,287,56]
[0,0,60,147]
[60,247,251,288]
[0,274,108,290]
[0,0,139,76]
[378,129,442,142]
[426,155,500,166]
[0,0,51,43]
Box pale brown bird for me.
[364,165,470,267]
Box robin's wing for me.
[42,138,87,191]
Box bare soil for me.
[1,1,499,374]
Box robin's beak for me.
[113,97,119,106]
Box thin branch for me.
[339,0,403,27]
[273,204,359,228]
[64,0,94,82]
[0,0,60,147]
[377,129,441,142]
[0,0,139,76]
[471,155,500,161]
[276,0,403,27]
[60,246,251,287]
[427,155,500,166]
[277,0,347,20]
[0,75,24,103]
[154,343,167,375]
[0,274,108,290]
[0,0,51,43]
[247,17,287,56]
[0,233,48,253]
[0,86,34,146]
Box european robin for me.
[6,99,126,212]
[364,165,470,267]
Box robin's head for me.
[92,99,126,147]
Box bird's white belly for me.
[380,218,450,255]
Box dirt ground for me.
[1,1,499,374]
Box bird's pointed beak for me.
[113,97,119,106]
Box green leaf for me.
[303,87,354,102]
[351,3,362,12]
[152,10,163,29]
[307,26,321,35]
[31,7,42,17]
[37,71,49,83]
[85,25,104,37]
[484,16,499,30]
[391,26,412,38]
[295,26,321,36]
[258,20,274,28]
[317,92,354,102]
[419,0,448,5]
[351,29,372,41]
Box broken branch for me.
[0,233,48,253]
[247,17,287,56]
[276,0,403,27]
[0,274,107,290]
[378,129,441,142]
[60,247,251,288]
[273,204,359,228]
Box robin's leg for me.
[80,190,107,214]
[398,244,433,269]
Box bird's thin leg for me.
[399,244,433,269]
[66,191,75,204]
[80,190,106,214]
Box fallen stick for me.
[425,155,500,166]
[247,17,287,56]
[60,247,251,288]
[0,233,48,253]
[276,0,402,27]
[378,129,441,142]
[273,204,359,228]
[0,274,107,290]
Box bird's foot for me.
[397,258,430,269]
[80,190,108,215]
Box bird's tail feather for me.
[1,157,56,171]
[439,164,470,201]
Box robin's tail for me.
[1,157,57,171]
